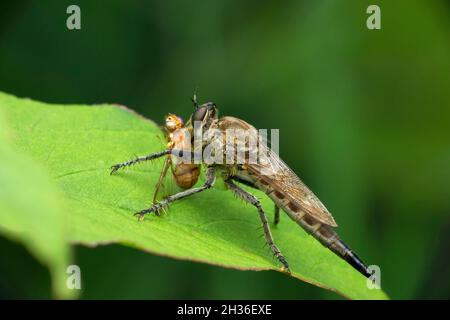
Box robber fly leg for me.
[110,149,201,175]
[225,179,290,273]
[134,166,216,220]
[110,149,171,175]
[274,205,280,225]
[231,176,281,226]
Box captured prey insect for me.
[110,98,373,277]
[151,114,201,213]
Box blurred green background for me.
[0,0,449,299]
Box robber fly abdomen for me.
[233,169,371,277]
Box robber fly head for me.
[188,101,218,132]
[193,102,217,121]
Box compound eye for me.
[193,106,207,122]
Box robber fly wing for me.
[153,156,183,201]
[216,116,338,227]
[247,144,338,227]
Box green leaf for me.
[0,91,388,299]
[0,107,73,298]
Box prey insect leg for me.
[232,176,281,225]
[225,179,290,273]
[134,166,216,220]
[110,149,201,175]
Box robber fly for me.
[110,98,372,278]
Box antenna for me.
[191,88,199,109]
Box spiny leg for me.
[225,179,290,273]
[110,149,171,174]
[110,149,201,175]
[232,176,281,225]
[135,166,216,220]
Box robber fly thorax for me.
[110,98,373,278]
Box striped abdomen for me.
[238,172,372,278]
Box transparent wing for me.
[217,116,337,227]
[152,130,183,202]
[247,146,338,227]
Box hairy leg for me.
[135,166,216,220]
[110,149,201,174]
[225,179,290,272]
[231,176,281,225]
